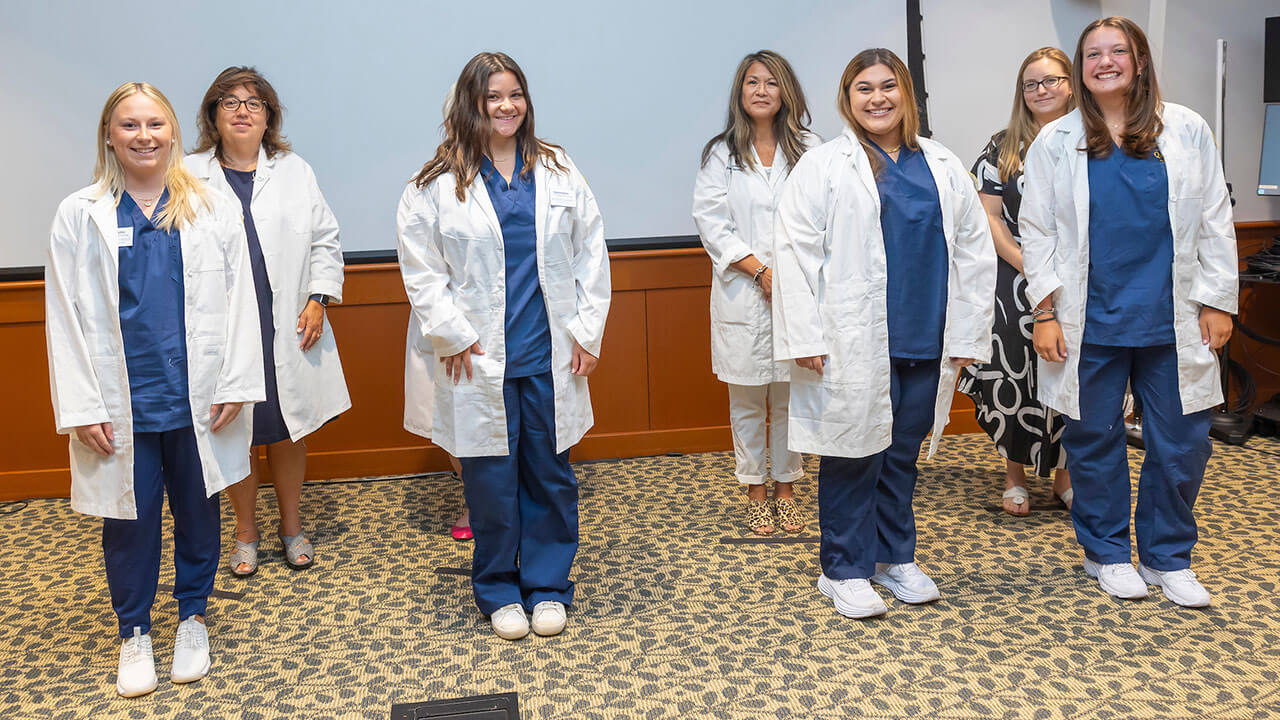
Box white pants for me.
[727,382,804,485]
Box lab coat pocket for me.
[712,274,758,326]
[819,295,877,386]
[1176,335,1219,399]
[542,251,576,318]
[90,355,127,420]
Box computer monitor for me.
[1261,103,1280,196]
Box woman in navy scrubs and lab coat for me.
[45,82,263,696]
[1020,17,1237,607]
[773,49,996,619]
[397,52,611,640]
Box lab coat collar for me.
[85,186,121,276]
[188,145,276,200]
[840,127,881,214]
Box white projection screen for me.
[0,1,907,270]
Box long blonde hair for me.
[837,49,921,177]
[997,47,1074,183]
[94,82,208,232]
[700,50,812,173]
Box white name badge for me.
[550,189,576,207]
[117,228,134,248]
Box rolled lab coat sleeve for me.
[45,200,110,433]
[692,145,753,280]
[395,184,479,358]
[213,203,267,405]
[1018,133,1063,308]
[772,154,829,361]
[303,162,345,304]
[945,171,997,362]
[1188,117,1239,314]
[565,161,611,358]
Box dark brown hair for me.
[837,48,921,177]
[1073,16,1162,158]
[412,52,566,200]
[192,66,291,159]
[700,50,812,173]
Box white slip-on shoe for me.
[870,562,942,604]
[170,617,211,684]
[490,603,530,640]
[531,601,567,637]
[116,627,158,698]
[1082,558,1149,600]
[817,574,888,619]
[1138,564,1211,608]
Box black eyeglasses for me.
[1022,76,1069,93]
[218,96,267,113]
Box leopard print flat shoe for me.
[773,497,806,533]
[747,499,775,535]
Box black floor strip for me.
[720,536,819,544]
[434,566,471,576]
[158,584,244,602]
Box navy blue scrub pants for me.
[102,425,220,638]
[1061,343,1211,571]
[460,372,578,615]
[818,358,939,579]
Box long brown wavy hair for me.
[413,52,566,200]
[191,66,292,160]
[837,48,921,177]
[700,50,812,173]
[1073,16,1163,159]
[997,47,1074,183]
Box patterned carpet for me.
[2,433,1280,719]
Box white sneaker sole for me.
[170,654,210,684]
[1137,564,1211,608]
[116,674,158,698]
[532,618,565,637]
[1082,559,1148,600]
[870,573,941,604]
[817,575,887,619]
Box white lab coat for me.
[772,128,997,459]
[403,311,436,439]
[692,134,820,385]
[396,150,611,457]
[1019,104,1238,420]
[45,184,265,519]
[186,149,351,441]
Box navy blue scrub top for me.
[480,150,552,378]
[1084,147,1176,346]
[874,144,949,360]
[116,191,192,431]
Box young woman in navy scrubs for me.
[397,52,611,640]
[1020,17,1237,607]
[773,49,995,618]
[45,82,262,696]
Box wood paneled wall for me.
[7,222,1276,501]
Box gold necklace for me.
[130,191,161,208]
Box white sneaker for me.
[490,603,530,640]
[1082,558,1149,600]
[1138,564,1211,608]
[870,562,942,604]
[116,627,157,697]
[531,601,567,636]
[817,574,887,619]
[170,617,211,684]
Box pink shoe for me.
[450,524,473,541]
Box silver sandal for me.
[229,539,259,578]
[279,532,315,570]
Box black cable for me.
[0,501,28,515]
[1224,356,1256,414]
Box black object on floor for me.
[434,566,470,576]
[158,584,243,602]
[391,691,519,720]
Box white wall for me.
[923,0,1280,223]
[0,1,904,269]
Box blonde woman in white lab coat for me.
[693,49,819,536]
[397,52,610,641]
[45,82,263,696]
[773,49,996,619]
[187,66,351,576]
[1020,17,1237,607]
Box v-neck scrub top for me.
[1084,148,1176,346]
[481,152,552,379]
[116,191,191,432]
[873,145,949,360]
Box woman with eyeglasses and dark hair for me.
[1020,17,1237,607]
[693,50,819,536]
[773,48,996,619]
[187,66,350,577]
[397,51,610,640]
[958,47,1075,516]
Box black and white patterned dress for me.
[957,131,1066,477]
